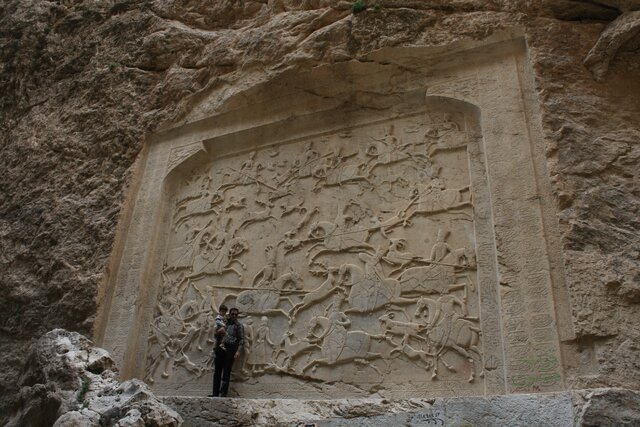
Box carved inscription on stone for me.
[145,112,489,397]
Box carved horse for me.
[238,199,276,230]
[272,331,319,371]
[172,237,248,299]
[222,270,303,320]
[396,248,475,297]
[174,190,223,227]
[305,221,374,263]
[340,252,414,313]
[425,129,468,157]
[289,268,344,323]
[188,237,248,281]
[406,183,471,218]
[301,312,384,375]
[414,296,483,382]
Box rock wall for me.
[1,0,638,421]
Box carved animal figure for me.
[188,237,248,282]
[384,238,424,273]
[365,128,409,173]
[323,161,368,187]
[378,312,427,346]
[407,182,471,217]
[164,220,213,270]
[289,268,343,322]
[174,190,223,227]
[238,199,276,230]
[224,196,246,213]
[222,270,302,320]
[145,313,202,383]
[415,296,483,382]
[364,208,411,242]
[425,127,467,157]
[311,151,365,190]
[397,248,475,296]
[273,331,318,371]
[272,268,303,290]
[340,252,414,313]
[302,312,383,374]
[306,221,374,263]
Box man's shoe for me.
[208,394,218,397]
[220,393,227,398]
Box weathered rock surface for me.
[5,329,182,427]
[163,388,640,426]
[0,0,639,423]
[574,388,640,426]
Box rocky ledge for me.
[163,388,640,427]
[5,329,182,427]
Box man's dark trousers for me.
[212,345,237,397]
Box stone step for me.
[162,388,640,427]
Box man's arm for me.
[234,324,245,359]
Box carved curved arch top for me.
[146,97,490,397]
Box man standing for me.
[210,307,244,397]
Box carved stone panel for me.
[96,36,566,399]
[145,112,494,398]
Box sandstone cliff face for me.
[1,0,638,419]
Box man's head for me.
[219,304,228,315]
[229,308,240,320]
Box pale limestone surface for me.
[1,0,639,423]
[96,34,568,399]
[163,388,640,426]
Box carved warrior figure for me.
[341,250,413,313]
[240,318,255,376]
[289,267,343,323]
[246,316,276,374]
[306,205,374,262]
[430,229,453,262]
[312,151,369,189]
[252,245,277,288]
[222,268,302,320]
[165,220,212,270]
[384,238,424,272]
[145,301,203,383]
[378,312,427,346]
[414,296,483,382]
[173,176,224,227]
[407,179,471,216]
[302,310,383,374]
[189,236,248,281]
[423,116,468,157]
[397,232,476,297]
[365,125,409,173]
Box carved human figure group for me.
[146,114,484,390]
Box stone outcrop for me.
[6,329,182,427]
[1,0,639,423]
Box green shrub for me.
[77,375,91,404]
[352,0,367,14]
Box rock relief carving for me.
[167,142,206,174]
[146,113,486,393]
[246,316,276,374]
